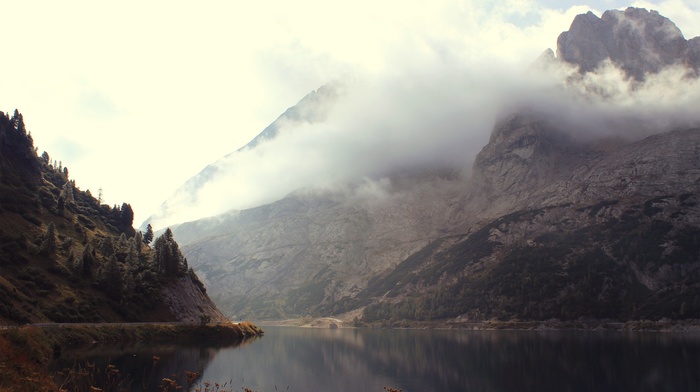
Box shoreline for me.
[0,321,264,391]
[255,317,700,332]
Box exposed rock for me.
[468,112,588,218]
[161,276,229,323]
[153,8,700,322]
[557,7,699,79]
[178,117,700,321]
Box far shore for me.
[255,317,700,332]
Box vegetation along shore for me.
[0,321,263,391]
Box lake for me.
[50,326,700,392]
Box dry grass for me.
[0,322,263,391]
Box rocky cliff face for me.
[161,276,229,323]
[179,112,700,320]
[162,8,700,322]
[181,173,467,318]
[557,7,700,80]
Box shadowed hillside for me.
[0,110,226,325]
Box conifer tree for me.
[81,244,95,277]
[99,237,115,256]
[40,222,57,255]
[11,109,25,134]
[120,203,134,227]
[143,224,154,245]
[152,228,186,276]
[122,268,136,299]
[100,254,123,300]
[134,231,144,255]
[67,249,79,273]
[60,181,75,205]
[118,233,128,249]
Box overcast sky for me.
[1,0,699,227]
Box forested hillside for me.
[0,110,225,324]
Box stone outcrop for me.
[557,7,700,79]
[161,276,229,323]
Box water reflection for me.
[50,337,260,391]
[52,327,700,392]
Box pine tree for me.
[11,109,25,134]
[118,233,128,249]
[143,224,154,245]
[67,249,77,273]
[100,254,123,300]
[99,237,115,256]
[40,222,57,255]
[134,231,144,255]
[81,244,95,277]
[120,203,134,227]
[152,228,187,276]
[60,181,75,205]
[122,268,136,299]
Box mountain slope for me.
[181,113,700,321]
[142,83,340,231]
[166,7,700,323]
[0,111,227,324]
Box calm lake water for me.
[51,326,700,392]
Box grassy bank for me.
[0,322,263,391]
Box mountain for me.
[160,8,699,323]
[0,110,227,324]
[557,7,700,79]
[141,83,340,231]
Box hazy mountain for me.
[0,111,227,324]
[160,8,699,323]
[141,83,340,231]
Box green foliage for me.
[39,221,57,255]
[153,228,188,277]
[98,255,124,300]
[1,110,218,324]
[362,194,700,323]
[143,223,154,245]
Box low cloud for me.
[149,48,700,229]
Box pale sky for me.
[1,0,698,227]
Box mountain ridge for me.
[157,7,699,323]
[557,7,700,80]
[141,83,340,231]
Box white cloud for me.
[632,0,700,38]
[0,0,697,228]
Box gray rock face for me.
[160,276,229,323]
[178,112,700,320]
[180,173,467,319]
[557,8,699,79]
[468,113,587,218]
[155,8,700,322]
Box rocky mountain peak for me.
[471,112,582,201]
[557,7,699,80]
